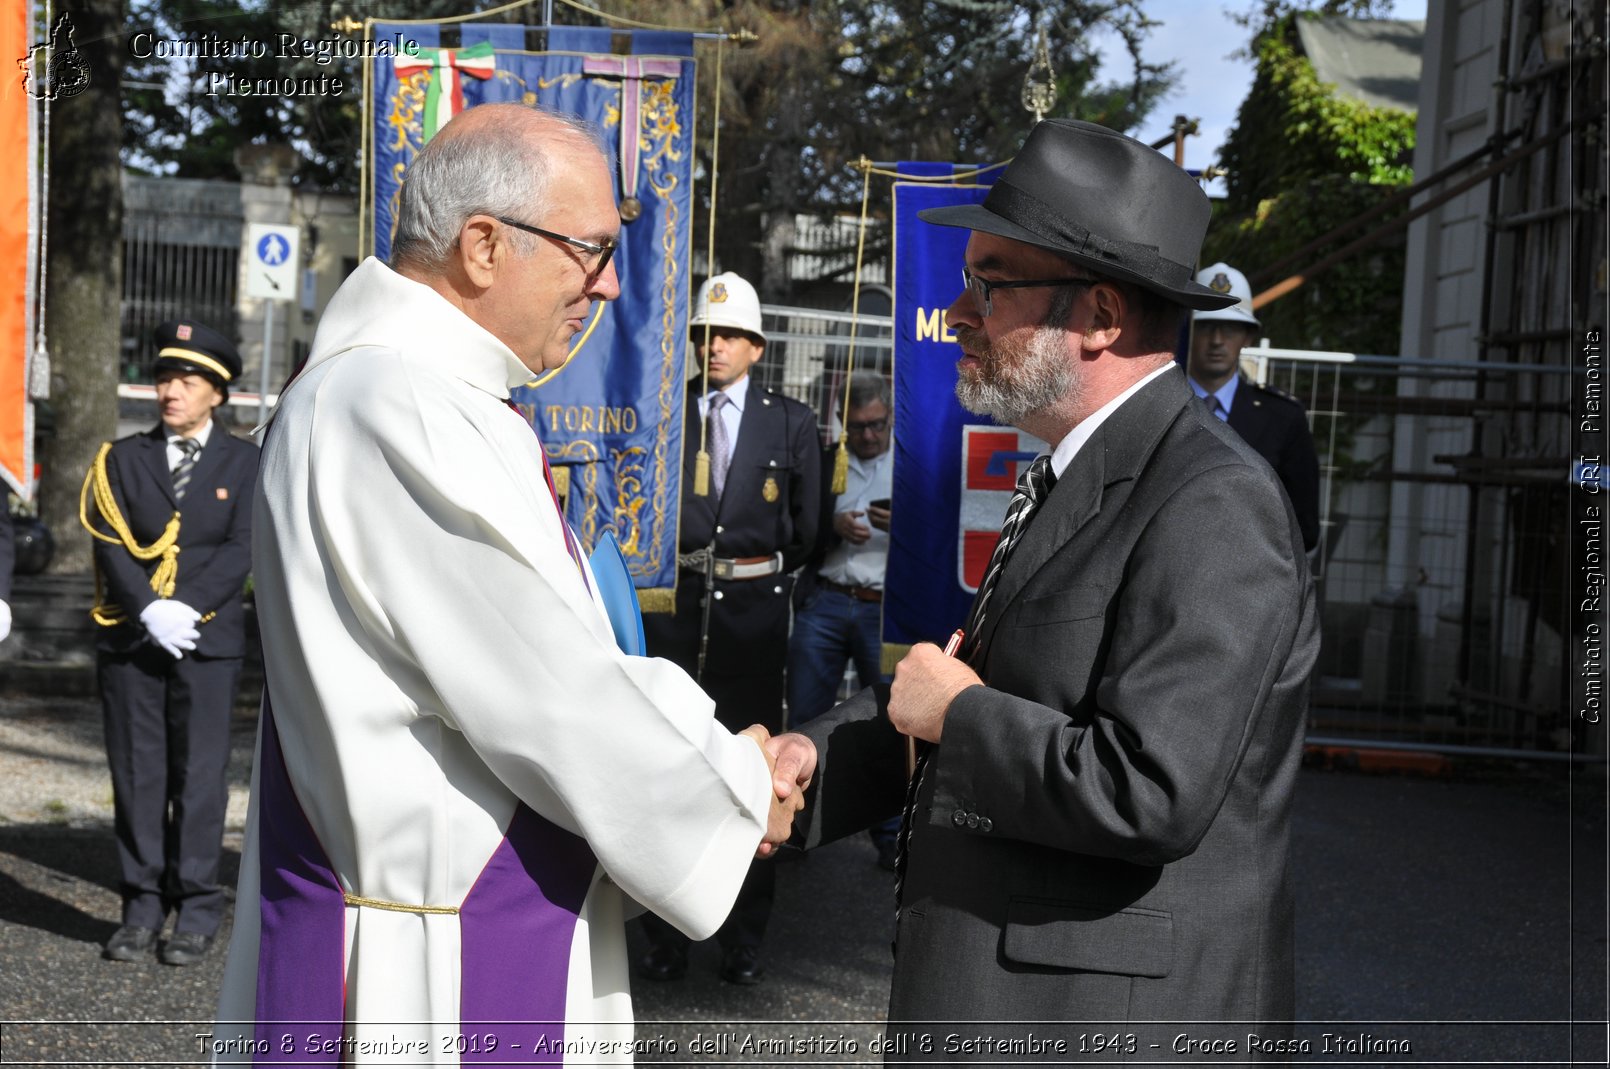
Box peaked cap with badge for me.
[154,319,243,397]
[919,118,1237,310]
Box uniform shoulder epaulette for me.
[761,386,806,409]
[1250,381,1304,408]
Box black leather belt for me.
[820,577,882,602]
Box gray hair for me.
[390,106,608,271]
[846,371,892,410]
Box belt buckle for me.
[712,558,735,580]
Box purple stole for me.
[251,699,596,1064]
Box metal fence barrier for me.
[1246,346,1580,758]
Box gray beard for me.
[955,325,1079,426]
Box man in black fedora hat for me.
[82,319,258,966]
[782,119,1319,1057]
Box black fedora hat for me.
[919,119,1238,311]
[153,319,242,395]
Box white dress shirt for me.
[1048,363,1174,478]
[820,447,893,590]
[164,419,214,471]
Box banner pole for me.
[258,303,275,427]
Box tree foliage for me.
[122,0,1179,295]
[628,0,1178,292]
[126,1,342,186]
[1207,7,1417,356]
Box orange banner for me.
[0,0,33,499]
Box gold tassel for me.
[693,449,711,496]
[831,440,849,495]
[79,442,214,626]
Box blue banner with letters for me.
[886,166,1024,661]
[369,24,695,608]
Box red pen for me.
[908,629,966,777]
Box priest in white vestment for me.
[214,104,815,1066]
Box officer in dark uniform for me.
[639,272,820,985]
[1188,262,1322,552]
[82,320,257,966]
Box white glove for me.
[0,599,10,643]
[139,599,201,659]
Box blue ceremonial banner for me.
[368,24,696,609]
[884,166,1017,661]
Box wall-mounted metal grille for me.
[120,178,243,381]
[749,305,894,442]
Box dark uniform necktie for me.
[707,391,733,498]
[171,438,201,502]
[893,454,1056,918]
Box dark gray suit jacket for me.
[800,367,1319,1057]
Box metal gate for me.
[1247,346,1578,756]
[755,303,893,437]
[121,177,243,380]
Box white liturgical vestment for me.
[215,259,772,1065]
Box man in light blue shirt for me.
[787,372,899,867]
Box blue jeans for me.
[787,586,897,847]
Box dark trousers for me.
[641,666,781,955]
[641,858,775,953]
[98,646,240,935]
[786,587,899,848]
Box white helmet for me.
[1192,263,1260,327]
[690,272,765,342]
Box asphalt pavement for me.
[0,693,1604,1066]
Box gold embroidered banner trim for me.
[636,587,675,614]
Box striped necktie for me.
[171,438,201,502]
[894,454,1056,915]
[707,391,733,498]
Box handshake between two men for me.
[734,638,986,859]
[739,726,818,858]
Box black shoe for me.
[637,942,688,982]
[719,944,765,985]
[103,924,158,962]
[160,930,214,966]
[875,839,899,873]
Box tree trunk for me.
[38,0,124,574]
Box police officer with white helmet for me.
[1187,263,1322,551]
[638,272,820,985]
